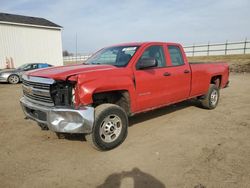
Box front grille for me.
[23,90,53,104]
[22,75,55,106]
[23,79,50,90]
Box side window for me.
[31,64,38,69]
[168,46,184,66]
[137,45,166,68]
[38,64,48,68]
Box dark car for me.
[0,63,53,84]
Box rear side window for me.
[38,64,49,68]
[168,46,184,66]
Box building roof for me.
[0,12,62,29]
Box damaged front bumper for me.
[20,97,94,133]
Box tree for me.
[63,50,70,57]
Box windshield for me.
[86,46,139,67]
[17,63,29,70]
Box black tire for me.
[200,84,220,109]
[8,74,20,84]
[56,132,66,139]
[86,104,128,151]
[37,123,49,130]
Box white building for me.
[0,13,63,68]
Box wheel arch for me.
[92,90,131,115]
[210,75,222,88]
[7,74,20,83]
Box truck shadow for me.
[129,99,201,127]
[61,133,86,141]
[63,99,201,141]
[97,167,165,188]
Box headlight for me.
[51,81,75,106]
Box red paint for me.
[27,42,229,114]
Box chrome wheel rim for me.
[99,114,122,143]
[210,90,218,106]
[9,75,19,84]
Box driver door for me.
[133,45,170,112]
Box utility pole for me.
[243,37,247,54]
[75,33,78,64]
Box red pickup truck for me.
[20,42,229,150]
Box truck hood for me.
[26,64,117,80]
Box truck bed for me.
[189,62,229,97]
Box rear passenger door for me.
[164,45,191,102]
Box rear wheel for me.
[200,84,220,109]
[8,74,19,84]
[86,104,128,151]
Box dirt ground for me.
[0,73,250,188]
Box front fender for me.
[76,74,136,112]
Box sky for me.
[1,0,250,54]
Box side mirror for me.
[137,58,157,69]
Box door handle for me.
[163,72,171,76]
[184,70,190,74]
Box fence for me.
[63,54,92,64]
[184,39,250,57]
[63,39,250,63]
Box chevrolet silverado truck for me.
[20,42,229,150]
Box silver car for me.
[0,63,52,84]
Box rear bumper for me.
[20,97,94,133]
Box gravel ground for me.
[0,73,250,188]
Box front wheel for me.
[8,74,20,84]
[37,123,49,130]
[200,84,220,109]
[86,104,128,151]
